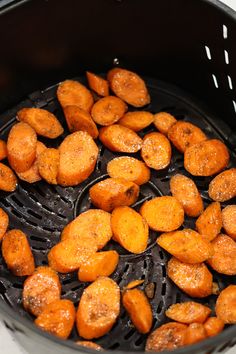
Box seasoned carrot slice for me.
[141,132,171,170]
[170,174,203,217]
[0,140,7,161]
[17,141,47,183]
[76,341,103,351]
[119,111,154,132]
[57,79,94,112]
[196,202,222,241]
[63,105,98,138]
[76,277,120,339]
[99,124,142,153]
[35,299,75,339]
[48,235,98,273]
[168,121,207,153]
[184,139,229,176]
[91,96,127,126]
[0,162,17,192]
[7,122,37,173]
[140,196,184,232]
[153,112,177,135]
[78,250,119,282]
[17,107,63,139]
[62,209,112,250]
[38,148,60,185]
[222,205,236,239]
[145,322,187,352]
[123,288,153,334]
[184,323,207,345]
[0,208,8,242]
[216,285,236,324]
[107,68,150,107]
[166,302,211,324]
[208,168,236,202]
[89,178,139,212]
[167,257,213,298]
[157,229,213,264]
[204,317,224,337]
[207,234,236,275]
[124,280,144,290]
[107,156,150,185]
[111,206,149,253]
[23,266,61,316]
[86,71,109,97]
[57,131,98,186]
[2,229,35,276]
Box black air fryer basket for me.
[0,0,236,354]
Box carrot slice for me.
[166,302,211,324]
[208,168,236,202]
[222,205,236,240]
[76,341,103,351]
[167,257,213,298]
[204,317,224,337]
[78,250,119,282]
[153,112,177,135]
[38,148,60,185]
[57,79,94,112]
[0,162,17,192]
[123,288,153,334]
[89,178,139,212]
[111,206,149,253]
[76,277,120,339]
[23,266,61,316]
[0,140,7,161]
[0,208,8,242]
[141,132,172,170]
[184,323,207,345]
[2,229,35,276]
[35,299,75,339]
[196,202,222,241]
[140,196,184,232]
[107,68,150,107]
[86,71,109,97]
[124,280,144,290]
[17,107,63,138]
[91,96,127,126]
[119,111,154,132]
[184,139,229,176]
[216,285,236,324]
[99,124,142,153]
[7,122,37,173]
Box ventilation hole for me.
[223,24,228,39]
[108,343,120,350]
[135,336,146,347]
[141,274,145,280]
[224,50,229,64]
[124,264,129,273]
[205,46,211,60]
[43,226,55,232]
[28,193,39,203]
[71,285,81,291]
[41,260,48,265]
[120,310,127,319]
[12,283,23,289]
[162,266,166,278]
[11,209,23,218]
[176,292,182,303]
[233,100,236,113]
[10,195,24,208]
[27,210,42,220]
[228,75,233,90]
[143,259,148,269]
[34,186,46,197]
[0,282,6,294]
[124,328,136,340]
[0,199,10,208]
[30,236,47,242]
[62,278,73,285]
[212,74,219,88]
[157,300,164,314]
[159,250,164,260]
[161,283,166,296]
[97,160,102,170]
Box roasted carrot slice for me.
[91,96,127,126]
[208,168,236,202]
[76,341,103,351]
[124,280,144,290]
[76,277,120,339]
[111,206,149,253]
[57,79,94,112]
[222,205,236,240]
[141,132,172,170]
[99,124,142,153]
[7,122,37,173]
[0,140,7,161]
[204,317,224,337]
[48,235,98,273]
[2,229,35,276]
[196,202,222,241]
[166,302,211,324]
[157,229,213,264]
[35,299,75,339]
[145,322,187,352]
[107,68,150,107]
[168,121,207,153]
[119,111,154,132]
[86,71,109,97]
[23,266,61,316]
[0,162,17,192]
[184,323,207,345]
[0,208,8,242]
[107,156,150,185]
[17,107,63,138]
[153,112,177,135]
[216,285,236,324]
[89,178,139,212]
[78,250,119,282]
[38,148,60,185]
[184,139,229,176]
[140,196,184,232]
[57,131,98,186]
[123,288,153,334]
[63,105,98,138]
[207,234,236,275]
[167,257,213,298]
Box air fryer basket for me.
[0,1,236,354]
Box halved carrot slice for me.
[222,205,236,240]
[196,202,222,241]
[0,163,17,192]
[216,285,236,324]
[86,71,109,97]
[154,112,177,135]
[91,96,127,126]
[124,280,144,290]
[166,302,211,324]
[184,323,207,345]
[0,208,8,242]
[208,168,236,202]
[141,132,171,170]
[204,317,224,337]
[0,140,7,161]
[119,111,153,132]
[38,148,60,185]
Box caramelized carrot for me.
[153,112,177,135]
[91,96,127,126]
[86,71,109,97]
[0,208,9,242]
[141,132,171,170]
[208,168,236,202]
[0,163,17,192]
[38,148,60,185]
[216,285,236,324]
[166,302,211,324]
[119,111,154,132]
[196,202,222,241]
[0,140,7,161]
[204,317,224,337]
[184,323,207,345]
[222,205,236,239]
